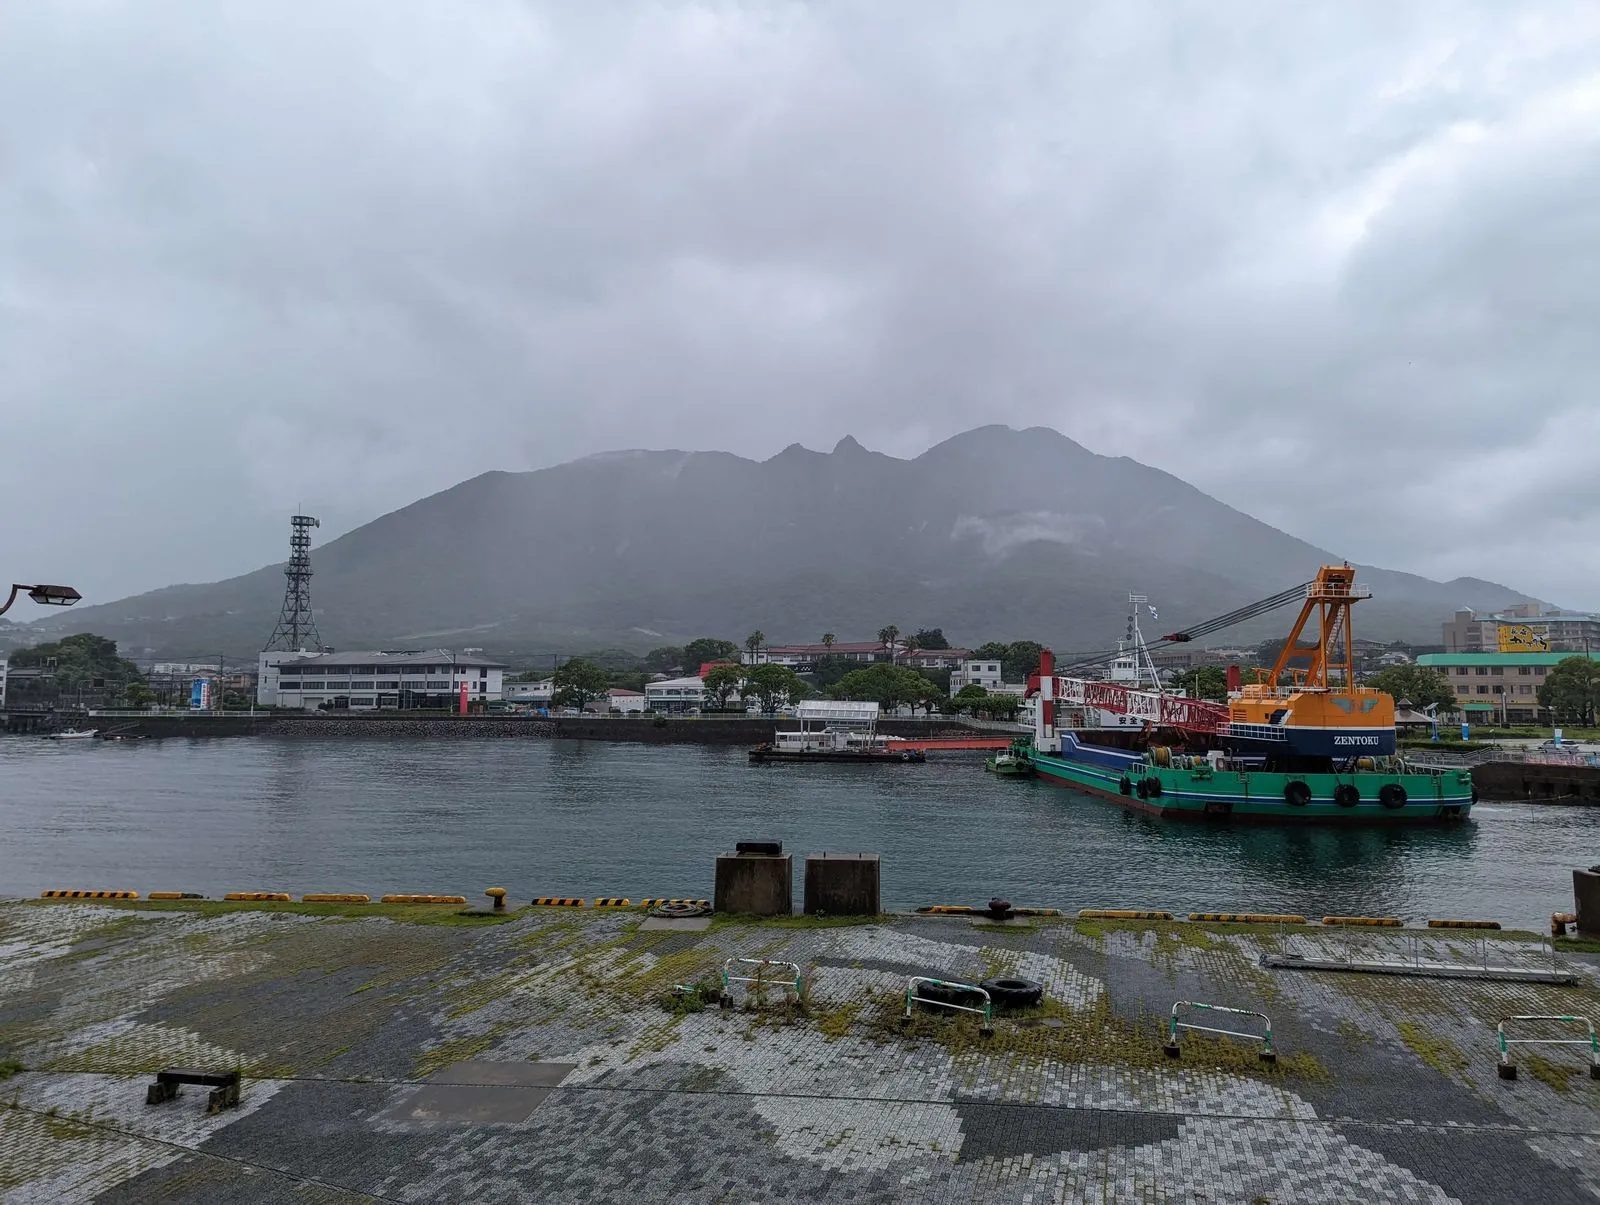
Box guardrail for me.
[1164,1000,1275,1063]
[720,958,801,1004]
[1497,1014,1600,1080]
[903,976,994,1033]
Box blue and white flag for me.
[1148,605,1159,621]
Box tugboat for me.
[1023,565,1475,823]
[749,700,927,764]
[985,739,1035,776]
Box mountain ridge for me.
[24,425,1535,660]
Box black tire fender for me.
[1379,784,1408,809]
[1119,776,1133,797]
[979,976,1044,1010]
[1135,778,1149,800]
[1333,784,1360,808]
[1143,776,1163,799]
[1284,780,1312,806]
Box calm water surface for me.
[2,737,1595,928]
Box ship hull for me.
[749,748,926,764]
[1029,738,1473,824]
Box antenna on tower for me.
[263,515,322,652]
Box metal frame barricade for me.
[1496,1014,1600,1080]
[1165,1000,1276,1063]
[903,976,994,1034]
[720,958,802,1006]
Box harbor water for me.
[2,737,1594,929]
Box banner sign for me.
[1496,623,1550,653]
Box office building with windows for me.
[257,650,505,710]
[1416,651,1600,723]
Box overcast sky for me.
[4,1,1599,611]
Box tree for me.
[745,630,766,659]
[1002,640,1044,682]
[744,664,804,715]
[1366,664,1455,713]
[8,633,146,706]
[702,664,745,711]
[821,633,835,652]
[877,625,901,662]
[830,663,939,712]
[972,693,1020,720]
[550,658,609,712]
[683,638,740,671]
[974,642,1010,660]
[124,682,155,710]
[913,628,950,650]
[644,646,685,674]
[1539,657,1600,726]
[949,684,989,714]
[1171,666,1229,703]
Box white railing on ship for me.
[1225,723,1289,742]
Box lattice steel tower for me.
[263,515,323,651]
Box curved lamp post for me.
[0,583,82,617]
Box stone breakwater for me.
[4,902,1600,1203]
[273,715,560,739]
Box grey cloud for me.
[2,1,1598,606]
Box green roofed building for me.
[1416,651,1600,722]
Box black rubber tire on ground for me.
[1284,780,1312,806]
[979,976,1044,1009]
[1378,784,1408,809]
[1333,784,1360,808]
[1119,777,1133,797]
[651,902,712,919]
[1142,777,1163,799]
[912,981,988,1012]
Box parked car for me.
[1537,738,1581,752]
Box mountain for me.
[29,426,1535,660]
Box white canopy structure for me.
[796,700,880,725]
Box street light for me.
[0,583,82,616]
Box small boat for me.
[986,741,1035,776]
[45,728,99,741]
[749,700,926,764]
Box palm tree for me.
[821,632,835,653]
[745,630,766,663]
[878,624,900,663]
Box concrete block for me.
[804,852,880,916]
[1574,867,1600,935]
[714,853,792,916]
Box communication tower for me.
[263,515,323,652]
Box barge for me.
[749,700,926,764]
[1024,565,1475,823]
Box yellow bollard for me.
[485,887,508,912]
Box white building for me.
[949,658,1004,694]
[506,679,555,706]
[257,649,505,710]
[645,674,707,712]
[603,688,647,713]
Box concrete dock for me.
[3,900,1600,1202]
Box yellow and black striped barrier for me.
[40,889,139,900]
[380,894,466,905]
[302,894,371,904]
[1427,918,1501,930]
[224,892,292,902]
[915,905,977,914]
[1079,909,1175,921]
[147,892,205,900]
[638,898,711,908]
[593,898,633,908]
[1013,907,1062,917]
[530,897,585,907]
[1321,915,1403,927]
[1189,913,1308,925]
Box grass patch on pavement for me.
[41,899,517,927]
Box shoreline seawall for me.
[5,711,982,744]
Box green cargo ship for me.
[1022,565,1476,824]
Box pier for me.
[4,898,1600,1201]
